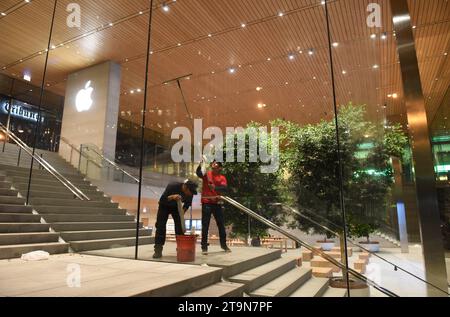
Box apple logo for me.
[75,80,94,112]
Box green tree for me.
[276,103,408,241]
[221,122,285,239]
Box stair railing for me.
[205,195,399,297]
[60,138,162,197]
[0,123,90,201]
[59,137,103,171]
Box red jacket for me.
[197,166,228,204]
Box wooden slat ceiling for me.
[0,0,449,136]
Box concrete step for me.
[228,258,297,292]
[0,222,51,233]
[0,182,12,189]
[34,206,126,216]
[249,267,312,297]
[0,232,60,245]
[0,242,69,259]
[216,249,283,278]
[60,229,152,241]
[9,176,90,187]
[40,213,134,223]
[1,166,84,181]
[14,182,95,192]
[0,188,18,196]
[0,196,26,205]
[0,163,84,178]
[184,282,246,297]
[0,213,41,223]
[30,197,118,208]
[26,190,109,201]
[50,221,139,232]
[70,236,154,252]
[289,277,330,297]
[0,204,33,213]
[322,287,348,297]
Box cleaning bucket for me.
[176,235,197,262]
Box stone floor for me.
[0,253,222,297]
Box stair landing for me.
[0,253,223,297]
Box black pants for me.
[154,205,184,248]
[201,204,227,249]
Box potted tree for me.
[349,222,380,252]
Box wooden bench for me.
[302,250,313,261]
[311,256,341,273]
[331,247,353,257]
[354,259,367,273]
[312,267,333,278]
[323,251,342,259]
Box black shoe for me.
[201,248,208,255]
[221,246,231,253]
[153,247,163,259]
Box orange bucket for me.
[175,235,198,262]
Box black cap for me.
[184,179,198,195]
[211,160,223,167]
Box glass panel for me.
[34,0,151,260]
[331,0,449,297]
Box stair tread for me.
[61,228,148,234]
[322,287,348,297]
[0,241,68,249]
[184,282,245,297]
[229,257,295,282]
[250,267,312,297]
[289,277,330,297]
[0,232,58,237]
[70,236,152,243]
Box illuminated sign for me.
[1,100,42,122]
[75,81,94,112]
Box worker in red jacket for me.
[196,160,231,254]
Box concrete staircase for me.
[0,142,154,258]
[0,174,69,259]
[182,250,348,297]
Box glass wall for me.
[0,0,448,297]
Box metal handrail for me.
[276,203,450,295]
[61,140,162,196]
[83,145,138,182]
[59,137,102,169]
[0,124,90,201]
[210,195,399,297]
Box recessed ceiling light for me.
[332,42,339,47]
[267,57,271,61]
[229,68,236,74]
[177,43,181,46]
[392,93,398,98]
[373,64,379,69]
[342,70,347,74]
[370,34,377,39]
[162,4,170,12]
[278,12,284,17]
[23,74,31,82]
[241,23,246,28]
[1,13,6,16]
[381,32,387,40]
[288,54,295,60]
[308,49,314,55]
[208,34,212,37]
[256,87,263,91]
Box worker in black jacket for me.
[153,180,198,259]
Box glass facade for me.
[0,0,449,297]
